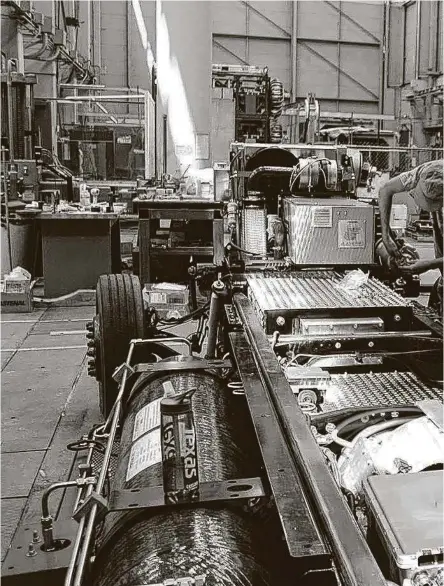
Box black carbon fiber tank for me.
[92,366,273,586]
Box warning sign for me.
[126,429,162,481]
[132,398,162,442]
[338,220,365,249]
[175,144,193,157]
[311,206,332,228]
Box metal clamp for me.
[416,399,443,431]
[130,337,193,355]
[112,362,135,383]
[78,463,94,475]
[142,577,205,586]
[72,491,108,523]
[109,477,266,513]
[76,476,96,487]
[133,358,232,374]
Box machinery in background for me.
[1,57,39,204]
[406,210,435,241]
[212,65,284,144]
[301,93,320,144]
[223,142,420,297]
[1,58,74,275]
[1,59,74,207]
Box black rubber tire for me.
[96,274,145,418]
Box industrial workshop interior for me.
[1,0,443,585]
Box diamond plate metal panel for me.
[283,198,375,265]
[322,372,442,412]
[247,273,410,312]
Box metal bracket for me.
[75,476,96,488]
[78,462,94,475]
[416,399,444,431]
[2,519,78,581]
[133,358,232,374]
[141,578,206,586]
[109,477,265,512]
[112,362,135,383]
[225,304,242,329]
[72,491,109,523]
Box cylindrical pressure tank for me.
[92,362,272,586]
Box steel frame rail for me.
[232,293,388,586]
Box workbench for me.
[133,199,224,285]
[39,213,121,297]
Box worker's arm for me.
[378,177,405,258]
[400,257,444,275]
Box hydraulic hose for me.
[24,33,50,59]
[247,166,293,189]
[349,417,416,446]
[331,408,421,448]
[334,406,421,435]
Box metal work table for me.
[38,213,121,297]
[133,198,224,285]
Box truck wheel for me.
[93,274,145,418]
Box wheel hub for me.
[86,316,102,381]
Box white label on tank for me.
[132,398,162,442]
[338,219,365,249]
[126,428,162,481]
[162,380,176,397]
[311,207,333,228]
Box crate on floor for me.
[1,279,34,313]
[143,283,190,319]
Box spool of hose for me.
[270,123,283,144]
[270,78,284,118]
[92,367,272,586]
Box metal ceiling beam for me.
[298,37,379,48]
[213,32,289,42]
[239,0,291,38]
[213,39,250,66]
[213,33,379,48]
[324,0,381,44]
[299,40,379,101]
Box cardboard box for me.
[1,281,33,313]
[144,283,189,306]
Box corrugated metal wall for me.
[387,0,443,89]
[386,0,443,145]
[92,0,156,91]
[212,0,384,114]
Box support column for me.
[290,1,298,143]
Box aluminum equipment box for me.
[283,198,375,266]
[364,471,444,584]
[246,272,412,334]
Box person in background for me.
[378,159,443,315]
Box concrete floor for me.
[1,303,198,568]
[1,304,98,563]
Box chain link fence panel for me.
[348,145,443,176]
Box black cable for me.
[226,241,262,257]
[335,406,421,436]
[158,301,210,326]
